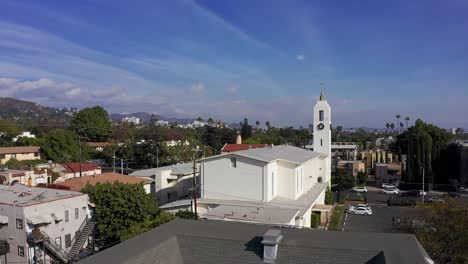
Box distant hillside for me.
[0,97,75,124]
[109,112,194,124]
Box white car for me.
[348,206,372,216]
[352,186,368,193]
[382,183,394,189]
[427,197,444,203]
[381,188,399,194]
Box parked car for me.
[419,190,427,196]
[347,206,372,216]
[352,186,368,193]
[446,192,461,198]
[401,190,421,197]
[426,197,444,203]
[382,183,395,189]
[381,188,399,194]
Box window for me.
[0,154,5,159]
[16,219,23,229]
[65,234,71,248]
[18,246,24,257]
[34,152,39,157]
[230,158,237,168]
[319,110,324,121]
[11,154,16,159]
[55,237,62,249]
[271,172,275,197]
[65,210,69,223]
[75,208,79,220]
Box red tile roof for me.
[63,163,101,173]
[56,172,153,192]
[221,144,269,153]
[0,146,40,154]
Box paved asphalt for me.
[340,187,466,233]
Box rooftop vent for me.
[262,229,283,263]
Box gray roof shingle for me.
[81,219,431,264]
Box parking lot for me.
[341,187,467,233]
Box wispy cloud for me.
[296,54,305,61]
[189,82,206,95]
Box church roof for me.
[199,145,324,165]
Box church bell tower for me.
[313,83,331,182]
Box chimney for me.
[262,229,283,263]
[236,132,242,144]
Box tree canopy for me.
[82,182,172,243]
[70,106,111,142]
[41,129,83,163]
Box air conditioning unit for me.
[318,177,322,183]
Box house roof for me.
[130,163,196,178]
[56,172,153,192]
[0,146,40,155]
[62,163,101,173]
[80,219,432,264]
[200,145,323,165]
[221,144,269,153]
[0,184,85,206]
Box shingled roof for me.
[57,172,153,192]
[81,219,432,264]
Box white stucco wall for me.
[201,155,266,201]
[276,160,296,200]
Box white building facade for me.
[0,185,94,263]
[196,92,332,228]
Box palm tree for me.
[400,122,404,130]
[390,123,395,133]
[386,123,390,133]
[405,116,410,128]
[395,114,401,133]
[255,120,260,129]
[265,121,271,130]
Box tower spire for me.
[320,81,325,101]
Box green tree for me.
[241,118,253,139]
[207,117,215,125]
[395,114,401,133]
[356,171,368,185]
[410,203,468,264]
[332,168,354,190]
[82,182,164,243]
[325,187,334,205]
[69,106,111,142]
[0,119,19,145]
[41,129,83,163]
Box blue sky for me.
[0,0,467,128]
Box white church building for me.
[196,92,332,228]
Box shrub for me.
[311,212,320,228]
[325,187,334,205]
[328,205,345,231]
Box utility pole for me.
[113,149,116,173]
[79,135,83,177]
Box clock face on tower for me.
[317,123,325,130]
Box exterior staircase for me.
[28,217,95,263]
[66,218,95,260]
